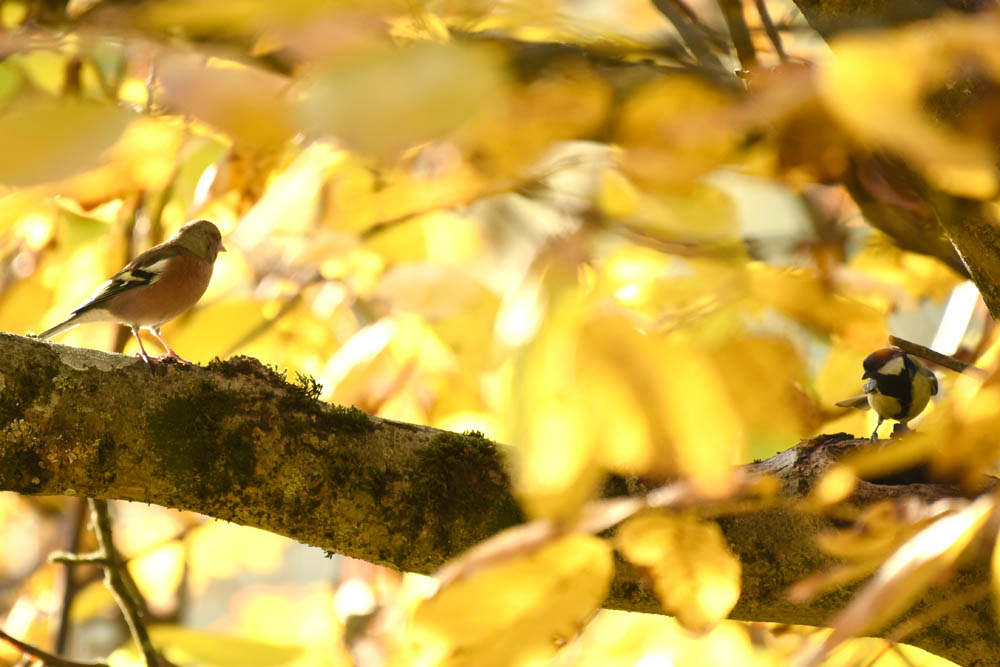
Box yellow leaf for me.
[9,50,66,95]
[615,511,741,632]
[0,271,54,335]
[597,169,639,219]
[298,42,505,159]
[580,317,743,491]
[552,612,763,667]
[655,337,743,494]
[0,98,133,186]
[112,625,305,667]
[800,494,996,665]
[510,275,603,519]
[618,75,740,188]
[375,263,486,321]
[69,579,115,623]
[155,298,267,362]
[627,182,737,241]
[0,60,24,104]
[749,264,887,348]
[140,0,364,36]
[712,334,816,457]
[822,15,1000,198]
[157,54,292,149]
[459,61,611,175]
[814,501,925,562]
[406,533,613,667]
[129,542,185,611]
[808,465,857,507]
[992,522,1000,622]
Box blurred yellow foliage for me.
[404,533,612,666]
[615,511,741,633]
[0,1,996,665]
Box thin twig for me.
[888,335,988,377]
[50,550,109,566]
[717,0,757,70]
[54,498,88,654]
[223,271,323,356]
[651,0,726,70]
[0,628,109,667]
[89,499,160,666]
[754,0,787,60]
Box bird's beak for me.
[219,242,228,252]
[862,370,872,379]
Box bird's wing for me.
[69,247,181,316]
[835,393,871,410]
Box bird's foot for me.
[890,423,911,438]
[153,351,193,364]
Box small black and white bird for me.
[836,347,939,441]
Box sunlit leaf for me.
[597,169,639,219]
[69,579,115,623]
[510,273,601,519]
[297,42,505,158]
[157,54,292,149]
[0,60,24,104]
[618,75,741,188]
[850,233,963,302]
[992,523,1000,622]
[625,182,737,241]
[111,625,306,667]
[550,612,763,667]
[0,97,133,186]
[8,50,66,95]
[797,494,996,666]
[615,511,741,632]
[375,263,486,321]
[822,15,1000,198]
[808,465,857,507]
[459,60,611,175]
[749,264,887,347]
[140,0,373,37]
[581,317,743,491]
[0,267,54,335]
[129,542,185,610]
[711,334,816,459]
[406,533,613,666]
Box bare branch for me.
[754,0,788,60]
[89,499,160,666]
[888,335,987,377]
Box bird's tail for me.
[37,318,79,340]
[835,393,871,410]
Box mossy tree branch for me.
[0,332,996,665]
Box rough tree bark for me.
[0,332,997,665]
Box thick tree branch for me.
[0,333,996,665]
[791,0,988,39]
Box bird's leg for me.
[891,422,911,438]
[129,326,152,364]
[869,416,884,442]
[150,326,193,364]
